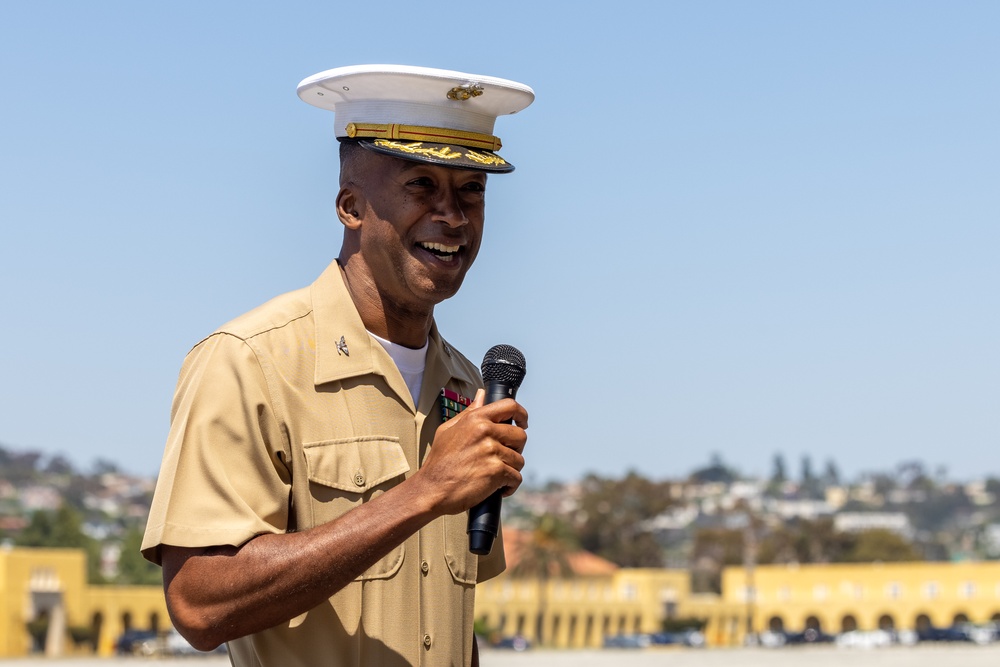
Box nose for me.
[433,184,468,228]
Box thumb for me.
[469,388,485,409]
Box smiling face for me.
[337,146,487,342]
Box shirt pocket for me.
[303,436,410,580]
[443,511,479,586]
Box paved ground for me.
[484,644,1000,666]
[5,645,1000,666]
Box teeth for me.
[420,242,460,254]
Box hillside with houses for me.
[4,444,1000,590]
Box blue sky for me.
[1,2,997,484]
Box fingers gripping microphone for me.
[467,344,526,555]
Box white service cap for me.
[297,64,535,173]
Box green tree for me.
[689,453,738,485]
[766,453,788,497]
[0,447,43,484]
[43,454,75,476]
[690,527,744,593]
[822,459,841,488]
[843,529,921,563]
[116,526,162,586]
[757,518,854,564]
[800,455,823,499]
[16,504,104,583]
[576,472,674,567]
[17,505,87,548]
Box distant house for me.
[834,512,913,539]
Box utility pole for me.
[743,513,757,646]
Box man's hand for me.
[414,388,528,517]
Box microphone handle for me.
[467,380,517,555]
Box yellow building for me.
[474,528,694,648]
[475,567,692,648]
[7,541,1000,656]
[724,561,1000,643]
[0,545,168,657]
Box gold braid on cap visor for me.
[345,123,502,151]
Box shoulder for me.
[208,285,314,344]
[179,286,316,377]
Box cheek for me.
[465,229,484,265]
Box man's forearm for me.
[162,475,439,650]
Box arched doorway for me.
[841,615,857,633]
[805,616,821,632]
[915,613,932,632]
[768,616,785,633]
[878,614,895,630]
[953,613,969,625]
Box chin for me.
[420,278,466,304]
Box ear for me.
[336,186,363,230]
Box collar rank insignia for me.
[336,335,349,357]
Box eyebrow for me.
[397,161,424,173]
[397,161,487,182]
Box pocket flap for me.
[303,436,409,492]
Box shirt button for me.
[354,472,365,487]
[420,560,429,574]
[423,634,432,648]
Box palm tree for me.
[509,514,578,646]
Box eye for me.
[462,179,487,194]
[406,176,435,188]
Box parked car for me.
[115,629,157,656]
[650,629,705,647]
[783,628,835,644]
[135,629,228,657]
[492,634,531,651]
[836,630,894,649]
[758,630,787,648]
[946,622,999,645]
[603,634,651,648]
[963,623,999,645]
[918,624,973,642]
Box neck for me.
[338,259,433,349]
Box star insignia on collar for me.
[336,335,349,357]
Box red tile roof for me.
[502,527,620,576]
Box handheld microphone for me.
[467,344,526,555]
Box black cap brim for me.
[355,138,515,174]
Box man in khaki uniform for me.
[141,65,534,667]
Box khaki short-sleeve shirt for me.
[142,261,505,667]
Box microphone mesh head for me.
[481,344,526,388]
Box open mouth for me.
[417,241,462,262]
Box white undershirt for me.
[368,332,428,404]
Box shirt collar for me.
[312,261,478,393]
